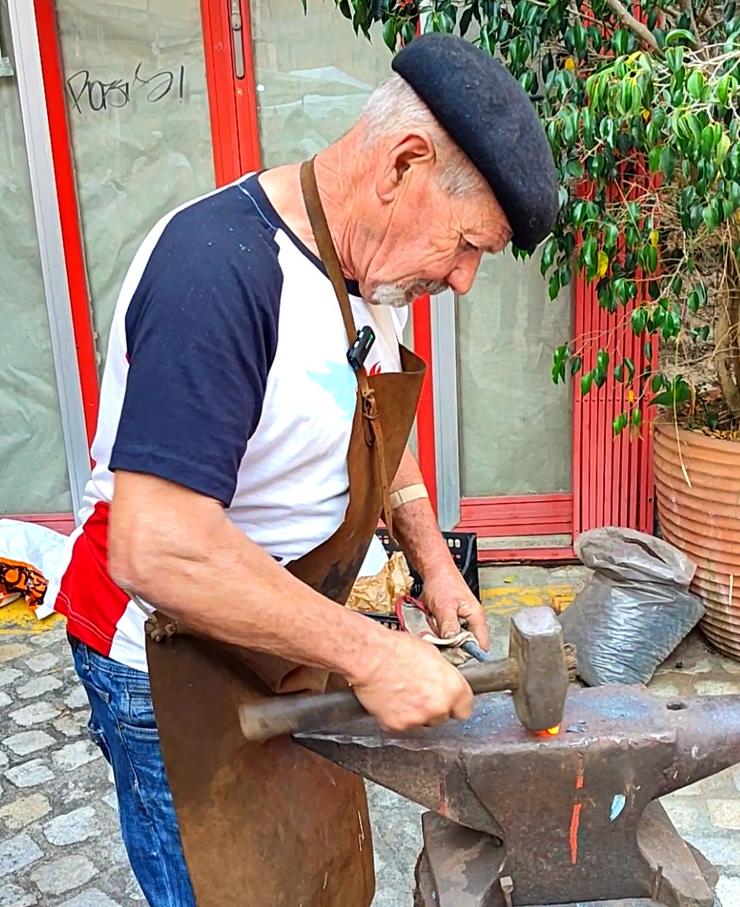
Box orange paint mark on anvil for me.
[569,757,586,865]
[569,803,583,864]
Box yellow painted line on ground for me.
[0,585,577,633]
[0,599,62,634]
[482,585,577,616]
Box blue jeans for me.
[69,636,196,907]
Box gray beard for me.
[367,280,448,308]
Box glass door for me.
[248,0,390,167]
[53,0,216,365]
[0,1,72,515]
[434,250,575,555]
[457,252,573,497]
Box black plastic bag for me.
[560,527,704,686]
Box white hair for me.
[359,75,483,197]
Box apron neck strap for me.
[299,157,396,540]
[300,158,358,350]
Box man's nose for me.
[446,250,483,296]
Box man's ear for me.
[376,131,436,202]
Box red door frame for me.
[35,0,99,443]
[408,296,438,514]
[200,0,261,181]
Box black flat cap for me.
[392,33,558,251]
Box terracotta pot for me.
[654,422,740,660]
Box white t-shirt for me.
[50,173,407,671]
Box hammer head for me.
[509,606,569,731]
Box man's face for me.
[358,151,513,308]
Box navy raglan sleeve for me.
[109,209,282,506]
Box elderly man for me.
[52,32,557,907]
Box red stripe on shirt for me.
[56,500,130,655]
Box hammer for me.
[238,606,576,741]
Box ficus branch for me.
[602,0,661,50]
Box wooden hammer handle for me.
[238,657,519,743]
[461,656,518,695]
[239,690,367,742]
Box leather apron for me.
[145,159,425,907]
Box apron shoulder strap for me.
[299,160,357,350]
[299,159,395,539]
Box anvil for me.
[298,685,740,907]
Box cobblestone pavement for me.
[0,623,143,906]
[0,618,738,906]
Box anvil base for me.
[413,802,718,907]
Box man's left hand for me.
[421,569,490,650]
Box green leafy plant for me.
[330,0,740,437]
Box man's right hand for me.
[350,632,473,733]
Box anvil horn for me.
[664,692,740,793]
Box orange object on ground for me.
[0,557,48,611]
